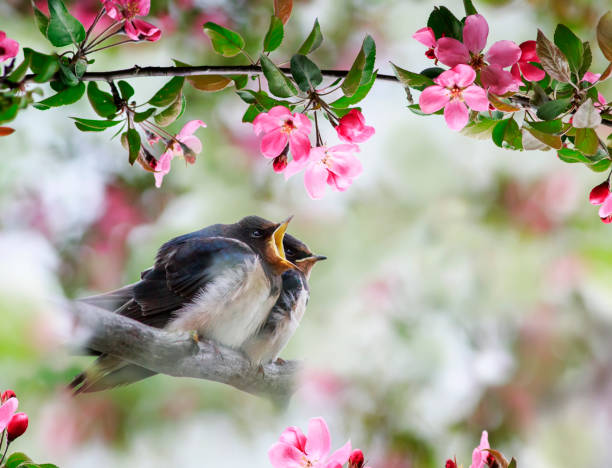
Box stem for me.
[80,8,105,52]
[84,21,125,53]
[0,440,9,466]
[86,39,137,55]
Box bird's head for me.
[231,216,296,275]
[283,233,327,280]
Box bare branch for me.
[68,301,302,405]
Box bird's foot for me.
[257,364,266,379]
[190,330,200,344]
[274,357,286,365]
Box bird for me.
[70,215,296,394]
[241,233,326,365]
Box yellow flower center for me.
[449,85,464,101]
[469,53,485,71]
[281,119,296,134]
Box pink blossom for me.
[510,40,545,83]
[153,150,173,188]
[413,26,438,62]
[589,181,612,223]
[469,431,490,468]
[335,109,375,143]
[435,14,521,95]
[7,412,28,442]
[582,72,606,108]
[268,417,352,468]
[419,64,490,131]
[0,396,18,433]
[102,0,161,41]
[253,106,311,161]
[285,144,362,199]
[0,31,19,62]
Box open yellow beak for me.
[272,215,293,259]
[266,216,296,274]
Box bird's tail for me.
[78,283,136,312]
[69,355,158,394]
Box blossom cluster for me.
[445,430,516,468]
[0,389,29,465]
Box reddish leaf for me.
[187,75,233,92]
[274,0,293,25]
[597,11,612,62]
[536,29,571,83]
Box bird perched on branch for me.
[70,215,296,394]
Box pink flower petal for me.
[453,63,476,87]
[462,85,490,111]
[284,157,309,180]
[130,18,161,41]
[293,112,312,132]
[419,86,450,114]
[519,62,545,82]
[583,72,601,84]
[279,427,307,452]
[443,99,469,131]
[154,150,173,187]
[335,109,375,143]
[305,417,332,460]
[0,398,18,433]
[123,20,141,41]
[288,131,311,161]
[134,0,151,16]
[599,194,612,218]
[589,182,609,205]
[463,14,489,53]
[325,440,352,467]
[327,171,352,192]
[0,33,19,62]
[268,442,307,468]
[510,64,523,85]
[485,40,521,68]
[328,147,362,179]
[413,27,436,48]
[435,37,470,67]
[434,68,459,88]
[253,112,281,135]
[179,135,202,155]
[178,120,206,138]
[261,130,287,159]
[519,40,538,62]
[481,64,518,95]
[304,162,329,199]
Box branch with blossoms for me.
[0,0,611,207]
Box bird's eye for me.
[251,230,263,238]
[285,248,295,256]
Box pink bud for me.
[7,412,28,441]
[1,390,16,403]
[273,154,288,173]
[445,459,457,468]
[349,449,365,468]
[486,453,498,468]
[590,181,610,205]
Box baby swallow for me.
[241,233,326,365]
[70,215,295,394]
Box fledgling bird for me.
[241,233,326,365]
[70,215,295,394]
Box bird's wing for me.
[121,236,257,323]
[78,283,138,312]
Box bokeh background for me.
[1,0,612,466]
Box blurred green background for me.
[1,0,611,467]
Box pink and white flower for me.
[253,106,312,161]
[582,72,607,109]
[335,109,375,143]
[413,26,439,62]
[469,430,490,468]
[0,396,18,433]
[510,40,545,84]
[0,31,19,62]
[589,180,612,223]
[435,14,521,95]
[285,144,363,199]
[102,0,161,41]
[419,64,490,131]
[268,417,352,468]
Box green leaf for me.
[341,35,376,97]
[28,49,60,83]
[7,53,32,82]
[242,104,260,123]
[536,98,571,120]
[154,93,185,126]
[34,81,85,110]
[507,458,517,468]
[259,54,297,97]
[236,89,291,110]
[578,41,592,79]
[526,119,563,134]
[573,98,603,128]
[32,1,49,37]
[597,11,612,62]
[0,101,19,124]
[390,62,434,90]
[203,21,245,57]
[231,75,248,89]
[72,117,122,132]
[536,29,571,83]
[553,24,583,74]
[427,6,462,40]
[4,453,32,468]
[118,80,134,100]
[133,108,155,122]
[420,67,445,80]
[290,54,322,92]
[575,127,599,155]
[589,157,611,172]
[46,0,86,47]
[557,147,590,163]
[492,117,523,150]
[148,76,185,107]
[461,119,499,140]
[263,15,284,52]
[124,128,141,165]
[297,18,323,55]
[59,59,79,87]
[463,0,478,15]
[87,82,117,117]
[330,71,376,108]
[525,127,562,149]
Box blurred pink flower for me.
[103,0,161,41]
[419,64,489,131]
[435,14,521,94]
[269,417,352,468]
[0,396,18,433]
[582,72,606,108]
[285,144,362,199]
[469,430,490,468]
[413,26,438,62]
[154,150,173,188]
[253,106,311,161]
[0,31,19,62]
[510,41,545,83]
[335,109,375,143]
[589,180,612,223]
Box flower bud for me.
[273,154,288,173]
[349,449,365,468]
[486,453,498,468]
[589,181,609,205]
[445,459,457,468]
[7,412,28,441]
[1,390,16,403]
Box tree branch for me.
[68,301,301,405]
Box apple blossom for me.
[510,40,545,83]
[285,144,362,199]
[469,430,490,468]
[102,0,161,41]
[419,64,490,131]
[0,31,19,62]
[413,26,438,62]
[582,72,606,108]
[268,417,352,468]
[435,14,521,95]
[253,106,312,161]
[7,412,28,442]
[589,181,612,223]
[335,109,375,143]
[0,396,18,433]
